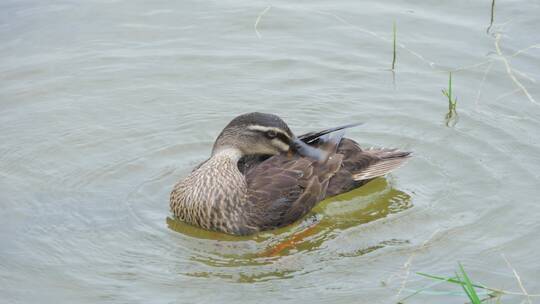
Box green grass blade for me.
[456,271,475,302]
[448,72,452,102]
[416,272,488,290]
[417,272,461,284]
[458,263,482,304]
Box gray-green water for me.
[1,1,540,303]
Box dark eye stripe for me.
[255,129,290,144]
[275,132,290,144]
[266,130,277,138]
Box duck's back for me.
[243,134,411,231]
[244,146,343,231]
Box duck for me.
[170,112,411,235]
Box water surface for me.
[1,0,540,303]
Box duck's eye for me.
[266,130,277,138]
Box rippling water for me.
[1,0,540,303]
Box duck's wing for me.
[244,135,343,231]
[326,138,412,197]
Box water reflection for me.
[167,178,412,282]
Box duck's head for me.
[212,112,323,160]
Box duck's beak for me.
[289,137,325,161]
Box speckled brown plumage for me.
[170,112,411,235]
[170,149,254,234]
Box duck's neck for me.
[198,147,253,233]
[172,146,253,234]
[211,147,243,163]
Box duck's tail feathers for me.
[352,148,412,181]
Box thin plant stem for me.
[391,21,397,70]
[487,0,495,33]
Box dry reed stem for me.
[494,33,538,105]
[254,6,272,39]
[393,229,441,300]
[474,62,494,110]
[502,254,532,304]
